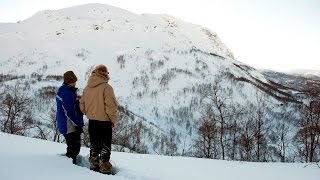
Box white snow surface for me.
[0,132,319,180]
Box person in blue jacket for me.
[56,71,84,164]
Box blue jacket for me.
[56,82,84,134]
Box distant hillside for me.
[261,69,320,99]
[1,3,318,163]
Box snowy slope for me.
[1,132,319,180]
[0,3,301,156]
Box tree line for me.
[0,80,319,163]
[192,79,320,163]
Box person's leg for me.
[89,120,103,156]
[99,121,113,174]
[88,120,102,169]
[64,131,81,164]
[100,121,112,162]
[64,134,72,157]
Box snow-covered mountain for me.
[288,69,320,77]
[0,3,309,160]
[1,132,319,180]
[261,70,320,91]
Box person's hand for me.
[112,122,118,129]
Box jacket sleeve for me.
[75,99,84,127]
[79,90,86,114]
[104,85,118,124]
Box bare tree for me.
[33,105,63,142]
[0,82,33,135]
[295,102,320,162]
[47,106,62,142]
[112,106,149,154]
[227,103,245,160]
[270,105,294,162]
[33,120,49,140]
[294,79,320,162]
[251,92,270,162]
[238,108,256,161]
[199,79,235,160]
[194,103,218,158]
[166,126,179,156]
[238,92,270,162]
[195,120,217,158]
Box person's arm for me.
[79,91,86,115]
[104,85,118,126]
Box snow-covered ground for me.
[0,132,319,180]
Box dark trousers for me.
[89,120,112,162]
[64,131,81,163]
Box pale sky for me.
[0,0,319,72]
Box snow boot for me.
[65,153,77,165]
[89,156,99,171]
[72,157,77,165]
[99,160,112,174]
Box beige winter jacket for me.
[80,72,118,124]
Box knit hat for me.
[63,71,77,83]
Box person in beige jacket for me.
[80,64,118,174]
